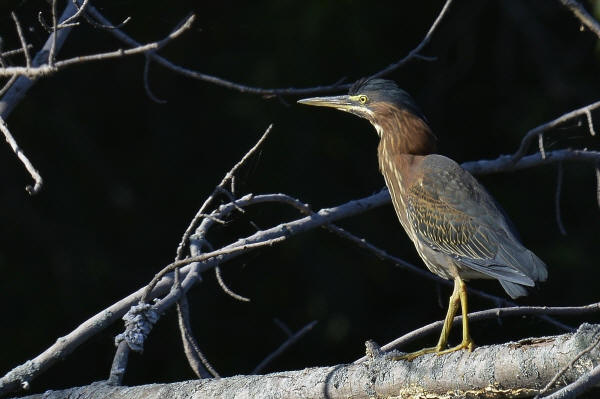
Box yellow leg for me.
[394,276,475,361]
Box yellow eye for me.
[358,95,368,104]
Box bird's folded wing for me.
[405,155,545,283]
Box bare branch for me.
[176,294,220,378]
[141,236,286,303]
[49,0,58,65]
[0,116,43,194]
[558,0,600,39]
[273,318,293,337]
[1,46,34,59]
[85,5,350,96]
[539,133,546,159]
[174,123,274,261]
[10,12,31,68]
[37,10,53,33]
[585,107,596,136]
[59,0,90,27]
[0,75,17,97]
[0,2,78,119]
[0,264,188,396]
[82,12,131,30]
[86,2,453,96]
[511,100,600,164]
[370,0,454,78]
[143,56,167,104]
[0,14,196,78]
[215,266,250,302]
[465,148,600,175]
[596,165,600,208]
[555,162,567,236]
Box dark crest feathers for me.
[349,78,427,121]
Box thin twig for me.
[596,165,600,208]
[555,162,567,236]
[584,108,596,136]
[252,321,318,374]
[512,100,600,164]
[558,0,600,39]
[174,124,274,261]
[59,0,90,27]
[273,318,293,337]
[143,55,167,104]
[11,12,31,68]
[176,293,220,378]
[38,11,53,33]
[541,362,600,399]
[86,5,348,96]
[0,14,196,78]
[82,12,131,30]
[0,115,43,194]
[1,46,33,58]
[141,236,286,303]
[0,75,18,97]
[49,0,58,66]
[85,4,435,96]
[536,330,600,398]
[215,266,250,302]
[1,2,78,119]
[538,133,546,159]
[370,0,454,78]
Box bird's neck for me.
[374,109,437,156]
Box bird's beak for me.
[297,95,353,111]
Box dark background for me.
[1,0,599,394]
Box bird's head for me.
[298,78,436,154]
[298,78,427,135]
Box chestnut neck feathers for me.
[371,102,437,156]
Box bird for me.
[298,78,547,360]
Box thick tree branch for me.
[18,324,600,399]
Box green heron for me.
[298,78,547,360]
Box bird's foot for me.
[436,338,475,356]
[392,339,475,362]
[391,346,438,361]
